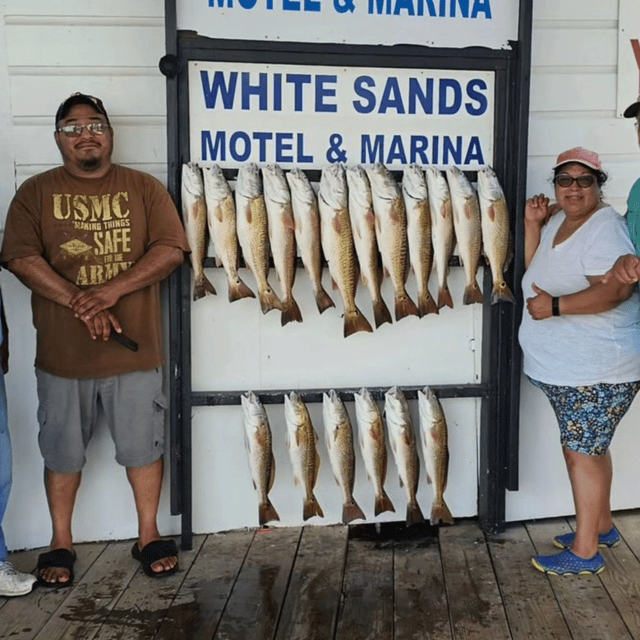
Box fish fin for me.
[418,290,439,317]
[342,500,366,524]
[193,274,217,301]
[315,288,336,314]
[398,475,404,489]
[491,281,515,304]
[259,287,283,314]
[332,214,342,235]
[331,278,339,291]
[463,282,484,305]
[365,209,376,227]
[374,491,395,516]
[373,297,393,328]
[430,500,454,526]
[214,256,222,268]
[259,500,280,526]
[437,286,454,309]
[281,296,303,326]
[303,495,324,521]
[282,210,296,231]
[344,308,373,338]
[228,277,256,303]
[395,292,419,321]
[406,500,425,528]
[425,471,433,485]
[389,203,402,223]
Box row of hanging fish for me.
[181,161,514,337]
[241,386,454,529]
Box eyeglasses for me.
[56,123,109,137]
[553,173,596,188]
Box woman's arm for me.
[524,195,551,268]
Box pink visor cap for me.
[553,147,602,172]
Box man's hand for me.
[82,309,122,341]
[70,284,120,321]
[602,254,640,285]
[526,283,553,320]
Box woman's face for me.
[554,162,601,219]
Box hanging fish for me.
[286,168,335,314]
[235,163,282,314]
[182,162,216,301]
[354,388,395,517]
[323,390,366,524]
[346,165,392,328]
[262,164,303,326]
[202,165,255,303]
[241,391,280,526]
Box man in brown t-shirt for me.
[0,93,190,586]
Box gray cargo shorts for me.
[35,368,167,473]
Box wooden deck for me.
[2,511,640,640]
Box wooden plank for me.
[439,520,511,640]
[212,527,302,640]
[487,522,571,640]
[394,523,452,640]
[92,535,206,640]
[153,530,255,640]
[32,541,139,640]
[274,525,347,640]
[334,524,394,640]
[0,542,106,640]
[526,519,633,640]
[613,510,640,559]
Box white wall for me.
[505,0,640,521]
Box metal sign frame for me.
[163,0,532,550]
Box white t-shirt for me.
[519,205,640,386]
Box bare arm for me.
[524,195,551,268]
[526,276,634,320]
[69,245,184,321]
[6,255,121,340]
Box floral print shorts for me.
[528,378,640,456]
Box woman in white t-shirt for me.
[519,146,640,576]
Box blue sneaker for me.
[532,549,605,575]
[553,527,620,550]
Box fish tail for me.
[430,499,455,526]
[374,490,396,517]
[373,297,393,328]
[193,274,217,301]
[395,293,420,321]
[463,281,484,305]
[418,290,439,317]
[491,281,515,304]
[344,308,373,338]
[259,499,281,526]
[228,277,256,303]
[281,295,303,326]
[259,288,283,314]
[406,499,425,528]
[303,494,324,521]
[437,286,454,309]
[342,499,366,524]
[315,288,336,314]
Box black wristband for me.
[552,296,561,317]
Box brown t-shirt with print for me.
[1,164,189,379]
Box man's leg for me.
[40,467,81,584]
[127,458,177,574]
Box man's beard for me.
[78,157,103,171]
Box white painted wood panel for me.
[530,71,616,112]
[532,29,617,67]
[3,0,163,16]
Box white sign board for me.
[177,0,518,50]
[188,61,495,169]
[618,0,640,118]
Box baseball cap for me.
[55,92,110,126]
[553,147,602,172]
[623,94,640,118]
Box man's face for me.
[54,104,113,175]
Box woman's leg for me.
[0,374,12,562]
[564,448,613,559]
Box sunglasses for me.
[553,173,596,188]
[56,123,110,138]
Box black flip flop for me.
[131,539,179,578]
[36,548,76,588]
